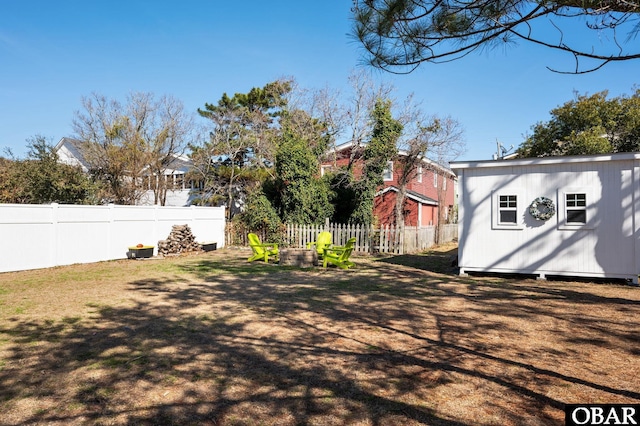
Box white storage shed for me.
[451,153,640,284]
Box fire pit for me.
[279,249,318,267]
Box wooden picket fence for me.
[285,223,457,254]
[227,222,457,255]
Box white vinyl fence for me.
[285,222,458,255]
[0,203,226,273]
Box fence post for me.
[107,203,114,259]
[50,203,59,268]
[382,224,386,254]
[333,223,338,246]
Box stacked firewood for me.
[157,224,202,256]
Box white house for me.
[451,152,640,284]
[55,137,197,206]
[56,137,89,172]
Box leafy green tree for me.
[191,80,291,218]
[328,170,359,224]
[233,189,283,243]
[0,157,28,203]
[350,99,403,225]
[517,89,640,157]
[0,136,96,204]
[352,0,640,74]
[270,110,334,224]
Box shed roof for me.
[451,152,640,170]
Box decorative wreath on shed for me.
[529,196,556,221]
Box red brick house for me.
[321,143,457,226]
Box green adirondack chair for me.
[322,237,356,269]
[306,231,332,258]
[247,233,279,263]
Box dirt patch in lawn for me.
[0,245,638,425]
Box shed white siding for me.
[452,153,640,283]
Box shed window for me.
[566,193,586,224]
[492,188,524,230]
[558,187,594,230]
[499,195,518,224]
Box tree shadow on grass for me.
[376,246,637,288]
[0,257,472,425]
[0,302,469,425]
[375,247,459,274]
[1,251,639,425]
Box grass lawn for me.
[0,243,638,425]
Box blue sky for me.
[1,1,638,162]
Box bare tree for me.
[392,113,464,230]
[428,118,465,242]
[73,93,141,204]
[73,92,193,205]
[300,84,347,156]
[139,95,194,205]
[291,70,393,172]
[342,70,395,169]
[297,72,464,227]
